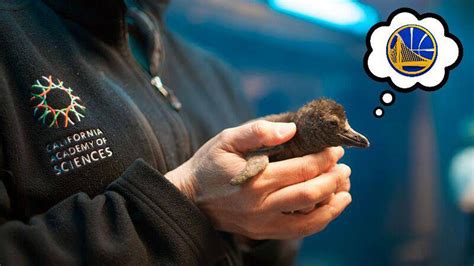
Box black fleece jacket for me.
[0,0,298,265]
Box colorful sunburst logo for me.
[31,76,86,128]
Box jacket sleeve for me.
[0,159,227,265]
[240,239,301,266]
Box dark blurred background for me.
[165,1,474,265]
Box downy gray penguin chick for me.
[230,98,370,185]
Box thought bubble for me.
[365,8,462,118]
[365,8,462,91]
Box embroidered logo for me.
[31,75,86,128]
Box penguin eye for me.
[328,120,338,128]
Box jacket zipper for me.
[150,74,194,162]
[138,4,194,161]
[120,56,169,171]
[150,76,182,111]
[125,2,193,163]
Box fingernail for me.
[344,193,352,204]
[327,147,344,161]
[277,123,296,138]
[335,146,344,157]
[337,164,351,176]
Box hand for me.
[165,120,352,240]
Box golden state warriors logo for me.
[31,76,86,128]
[386,25,437,77]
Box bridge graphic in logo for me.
[386,25,437,77]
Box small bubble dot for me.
[380,90,395,106]
[374,107,384,118]
[382,93,393,104]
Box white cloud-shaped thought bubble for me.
[366,9,461,90]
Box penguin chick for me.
[230,98,370,185]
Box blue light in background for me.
[268,0,379,35]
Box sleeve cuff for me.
[240,239,301,266]
[108,159,228,264]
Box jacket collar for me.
[42,0,169,46]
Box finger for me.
[263,164,351,212]
[319,193,335,206]
[337,172,351,193]
[261,147,344,188]
[290,192,352,238]
[272,192,352,239]
[221,120,296,153]
[297,206,315,214]
[298,193,335,214]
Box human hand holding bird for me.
[165,98,366,239]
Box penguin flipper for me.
[230,154,269,185]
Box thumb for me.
[221,120,296,153]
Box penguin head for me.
[297,98,370,149]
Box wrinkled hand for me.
[165,120,352,240]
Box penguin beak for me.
[338,121,370,148]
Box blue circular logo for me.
[387,25,437,77]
